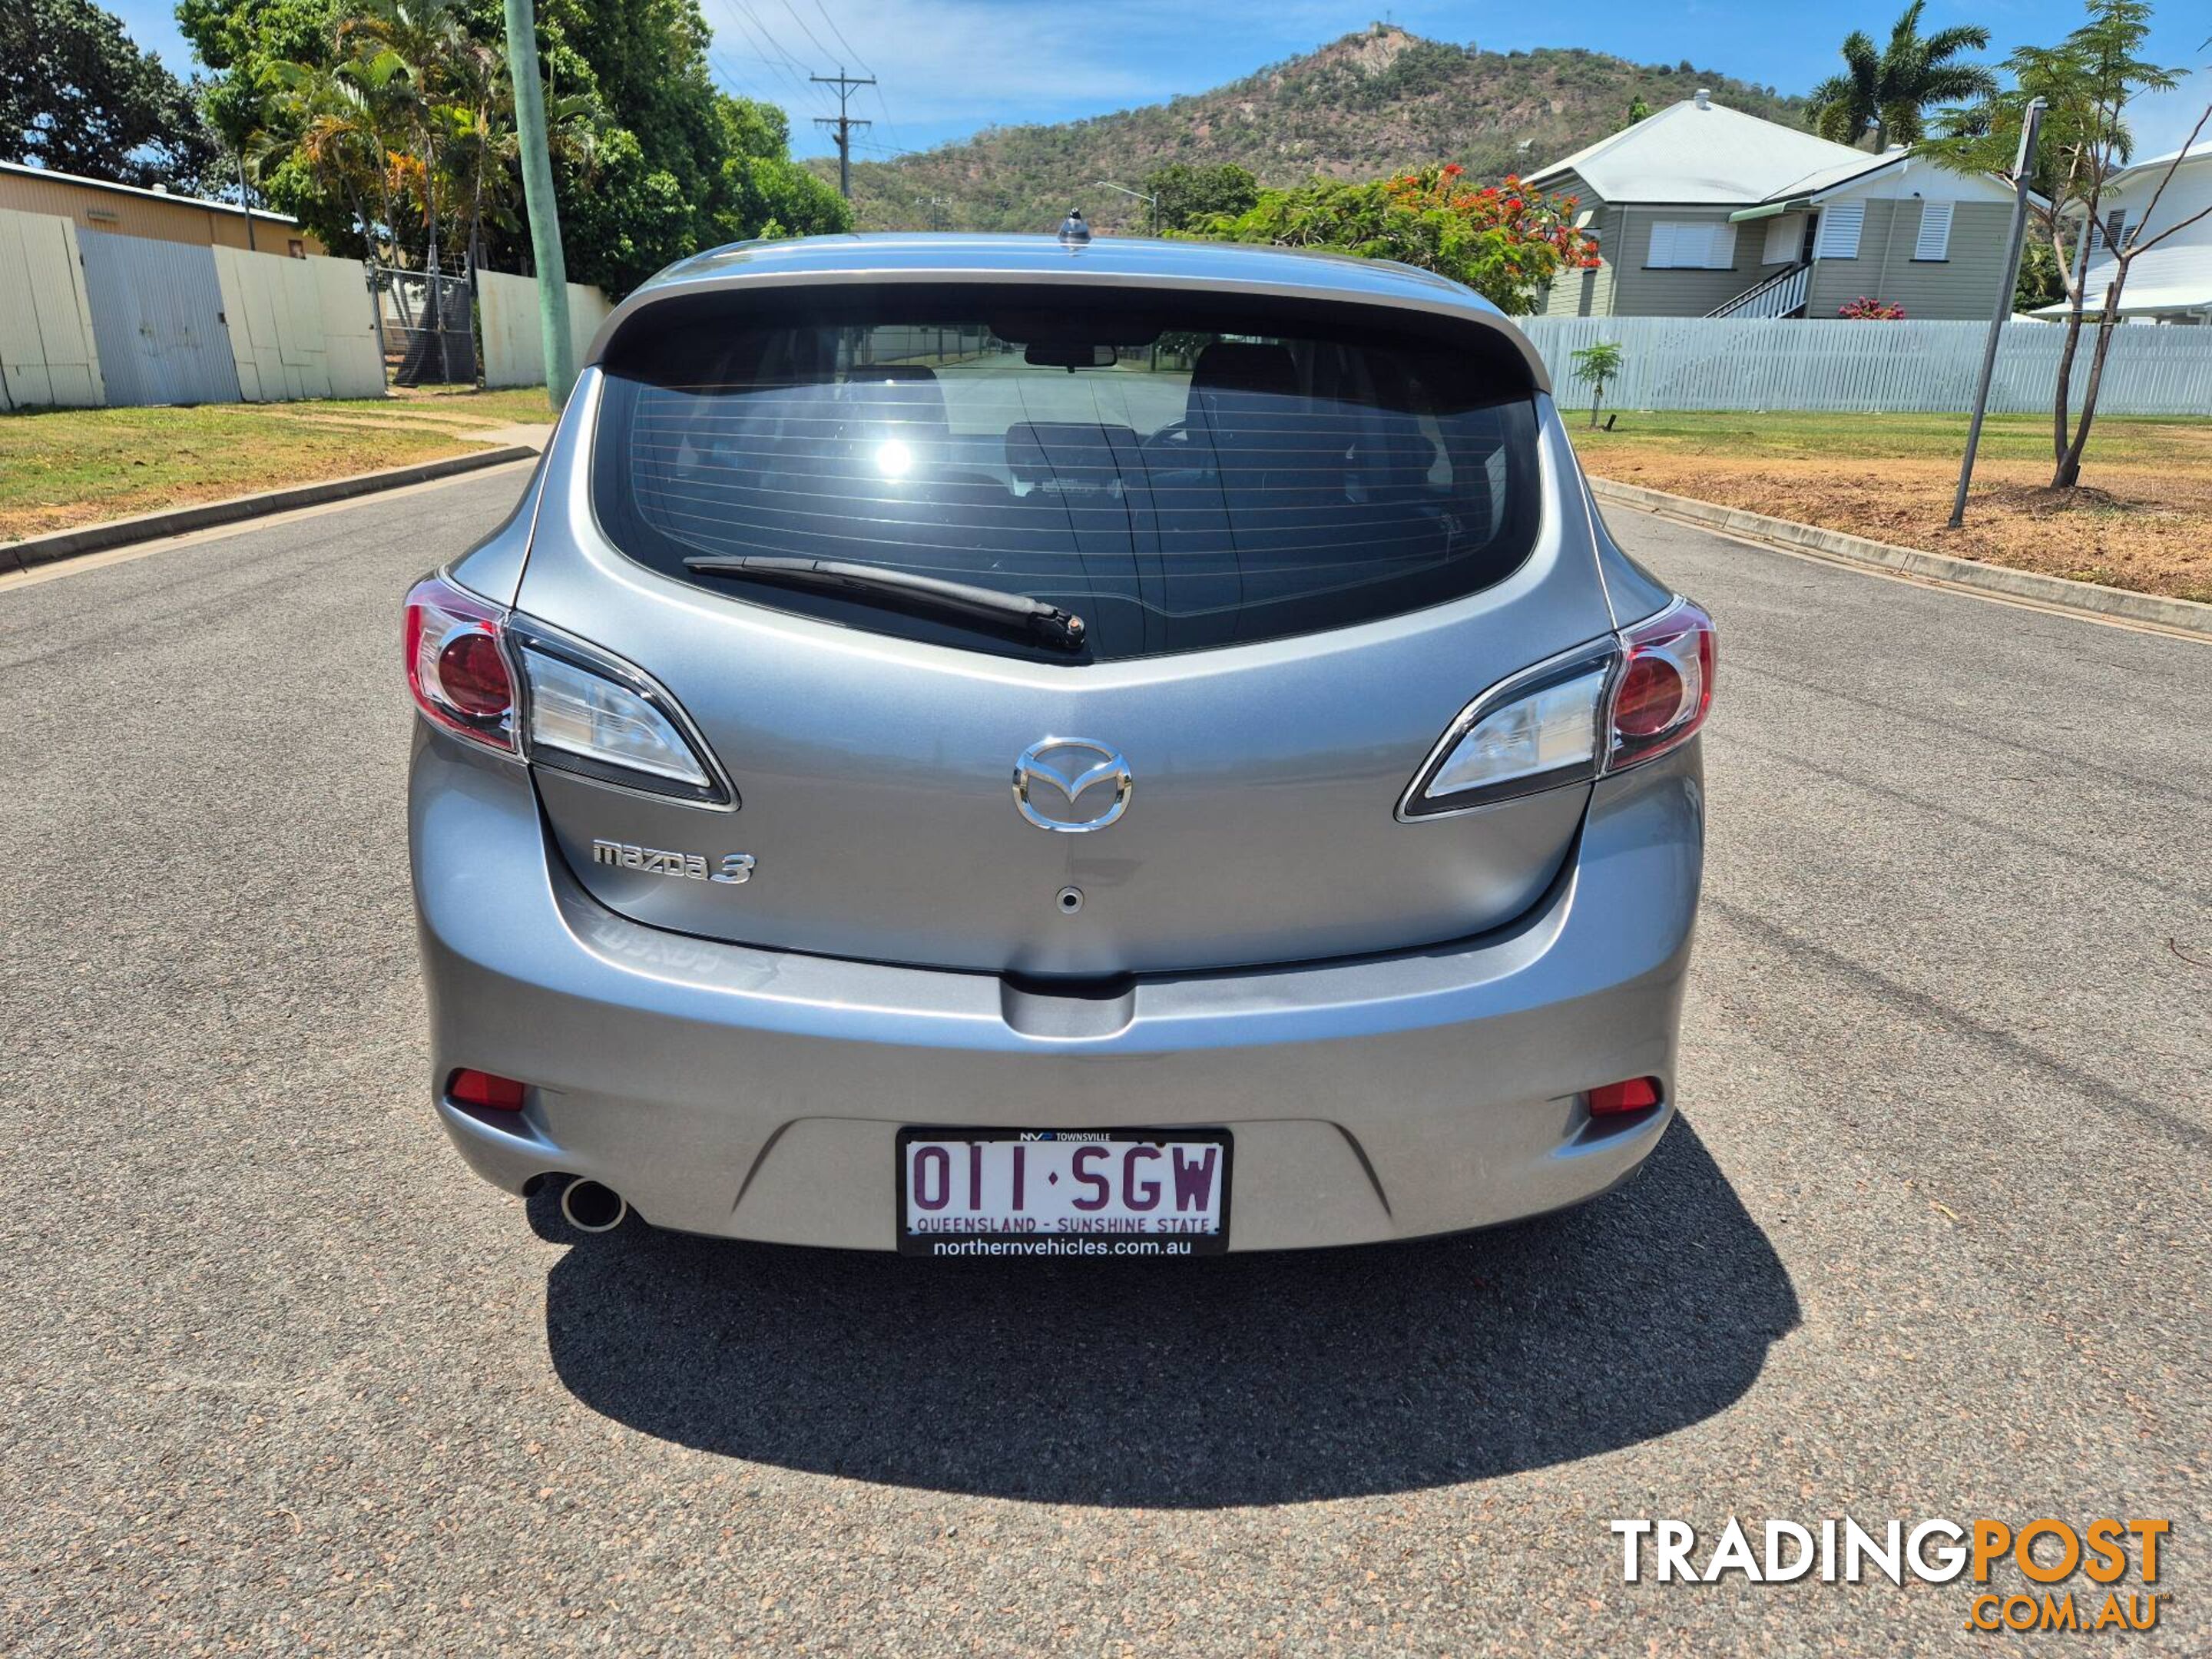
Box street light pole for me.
[1094,180,1161,235]
[1949,96,2045,529]
[502,0,575,408]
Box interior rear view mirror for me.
[1024,342,1119,369]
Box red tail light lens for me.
[1604,599,1714,771]
[447,1068,526,1111]
[437,632,512,717]
[1588,1077,1662,1115]
[1614,654,1684,737]
[405,575,518,753]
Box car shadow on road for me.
[540,1118,1796,1507]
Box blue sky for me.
[108,0,2210,163]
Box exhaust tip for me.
[560,1177,628,1234]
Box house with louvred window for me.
[1525,91,2028,322]
[2032,144,2212,325]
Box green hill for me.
[817,25,1811,233]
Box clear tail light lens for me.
[1607,598,1715,770]
[1402,653,1613,817]
[403,573,729,805]
[513,634,724,802]
[1402,596,1715,817]
[404,575,518,752]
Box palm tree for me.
[260,58,402,262]
[340,0,471,274]
[439,37,512,275]
[1810,2,1998,151]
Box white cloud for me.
[2125,68,2210,164]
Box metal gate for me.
[77,231,242,406]
[370,266,476,386]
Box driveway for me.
[2,472,2203,1653]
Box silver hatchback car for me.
[406,233,1714,1256]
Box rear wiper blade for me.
[684,555,1087,653]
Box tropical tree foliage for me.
[0,0,218,188]
[1568,340,1624,427]
[181,0,849,293]
[1185,164,1601,314]
[1140,162,1260,233]
[1809,2,1998,151]
[1922,0,2189,488]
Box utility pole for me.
[234,142,256,253]
[812,68,876,200]
[1949,95,2045,528]
[503,0,575,408]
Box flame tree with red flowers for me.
[1183,163,1602,314]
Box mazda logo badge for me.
[1012,739,1133,833]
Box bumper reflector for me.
[1588,1077,1662,1115]
[449,1068,527,1111]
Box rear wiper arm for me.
[684,555,1087,653]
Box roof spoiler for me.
[583,267,1553,395]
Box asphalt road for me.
[2,470,2205,1655]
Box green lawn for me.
[317,386,565,424]
[1566,409,2212,467]
[1,391,552,544]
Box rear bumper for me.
[410,737,1704,1251]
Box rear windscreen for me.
[591,289,1544,662]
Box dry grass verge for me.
[1569,412,2212,605]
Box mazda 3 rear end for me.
[406,233,1714,1254]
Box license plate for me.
[896,1128,1232,1257]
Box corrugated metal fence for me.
[2,205,611,409]
[77,231,242,406]
[215,247,386,399]
[477,270,614,389]
[0,207,104,407]
[1519,316,2212,416]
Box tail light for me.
[403,572,730,806]
[1400,596,1716,818]
[1608,599,1715,770]
[404,575,518,752]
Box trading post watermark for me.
[1611,1517,2168,1634]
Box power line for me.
[706,48,769,101]
[807,0,871,73]
[714,0,833,109]
[811,67,875,198]
[775,0,837,65]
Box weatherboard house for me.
[2035,144,2212,325]
[1526,91,2022,323]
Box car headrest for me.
[1188,342,1298,399]
[841,365,949,432]
[1004,422,1137,490]
[1184,342,1303,439]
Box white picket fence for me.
[1518,316,2212,416]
